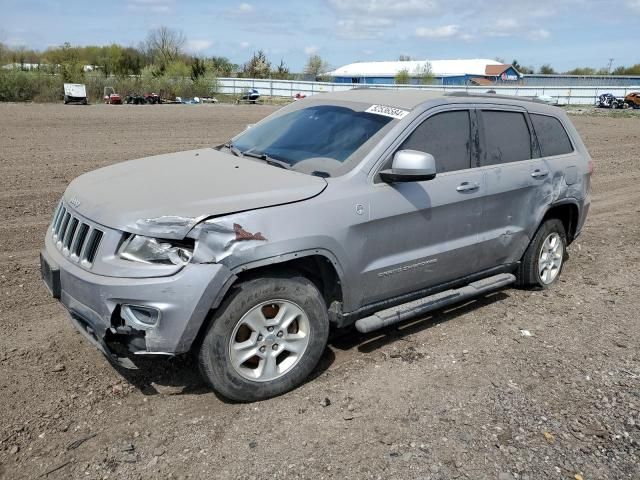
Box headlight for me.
[118,235,193,266]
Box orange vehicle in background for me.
[624,92,640,109]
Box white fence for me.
[218,78,640,105]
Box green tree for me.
[144,26,186,67]
[115,47,144,75]
[190,57,207,80]
[304,54,329,80]
[414,62,434,85]
[164,60,190,78]
[511,59,533,74]
[394,68,411,85]
[613,64,640,75]
[243,50,271,78]
[209,56,236,76]
[538,64,556,74]
[272,59,291,80]
[565,67,597,75]
[44,42,84,82]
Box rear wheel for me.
[516,219,567,289]
[198,275,329,402]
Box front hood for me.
[64,148,327,238]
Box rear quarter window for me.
[530,114,574,157]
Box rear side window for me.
[400,110,471,173]
[531,114,573,157]
[481,111,532,165]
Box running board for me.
[354,273,516,334]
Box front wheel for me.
[198,275,329,402]
[516,219,567,289]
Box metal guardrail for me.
[218,78,640,105]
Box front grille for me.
[51,203,104,267]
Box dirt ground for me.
[0,103,638,480]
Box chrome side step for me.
[354,273,516,334]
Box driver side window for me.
[399,110,472,173]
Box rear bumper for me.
[42,234,235,361]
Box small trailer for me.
[63,83,88,105]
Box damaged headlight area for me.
[118,235,194,266]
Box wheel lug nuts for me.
[257,335,263,341]
[276,331,283,338]
[259,346,266,353]
[267,326,274,332]
[272,344,278,351]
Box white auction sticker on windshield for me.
[365,104,410,119]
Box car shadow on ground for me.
[111,290,510,401]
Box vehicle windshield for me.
[230,104,394,177]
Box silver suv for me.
[41,90,592,401]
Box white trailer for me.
[63,83,87,104]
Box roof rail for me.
[446,91,554,105]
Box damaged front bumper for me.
[41,234,234,368]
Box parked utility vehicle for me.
[41,90,592,401]
[103,87,122,105]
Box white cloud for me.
[495,18,519,30]
[337,17,393,39]
[527,28,550,40]
[186,40,213,52]
[304,46,319,55]
[238,3,254,13]
[239,41,251,49]
[329,0,439,17]
[326,0,575,43]
[127,0,173,13]
[415,24,460,39]
[627,0,640,12]
[329,0,430,39]
[483,17,549,40]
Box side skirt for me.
[332,263,519,328]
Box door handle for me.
[456,181,480,192]
[531,169,549,179]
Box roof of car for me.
[312,88,446,110]
[308,88,560,112]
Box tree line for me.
[510,59,640,76]
[0,26,331,82]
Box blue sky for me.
[1,0,640,72]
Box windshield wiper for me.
[243,150,292,170]
[311,170,331,178]
[223,142,243,158]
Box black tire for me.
[198,274,329,402]
[516,218,567,289]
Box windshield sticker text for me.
[366,104,410,119]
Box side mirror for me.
[379,150,437,183]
